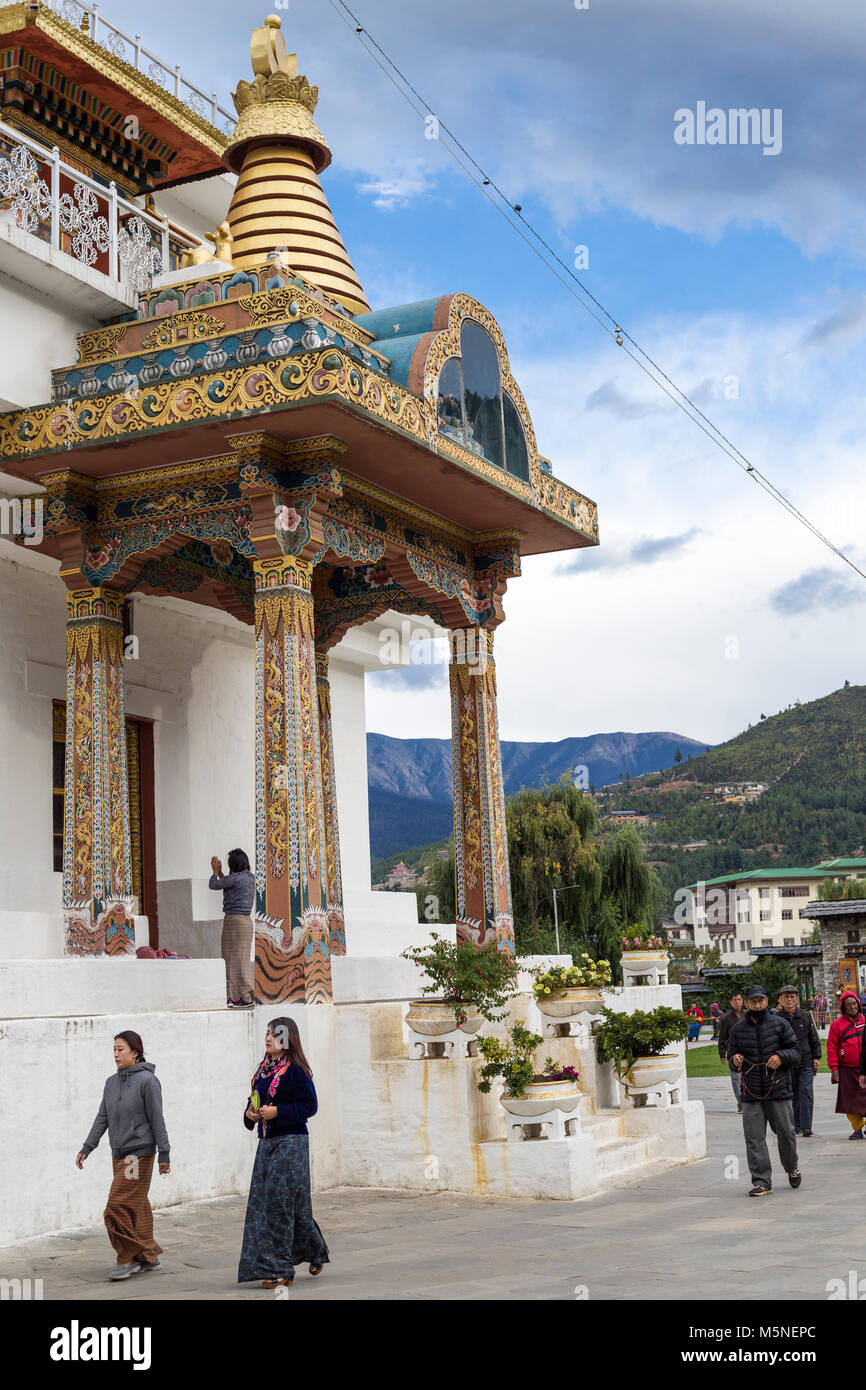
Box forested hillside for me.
[606,684,866,907]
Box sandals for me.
[310,1263,324,1277]
[262,1276,293,1289]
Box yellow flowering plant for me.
[532,956,612,1000]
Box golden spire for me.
[222,15,370,315]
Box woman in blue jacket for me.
[237,1016,330,1288]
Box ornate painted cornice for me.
[2,349,598,543]
[1,3,228,153]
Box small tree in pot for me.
[401,932,520,1029]
[594,1004,689,1084]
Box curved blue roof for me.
[354,299,451,389]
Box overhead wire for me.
[324,0,865,581]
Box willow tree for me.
[506,778,602,951]
[600,823,664,927]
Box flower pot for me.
[536,987,604,1019]
[499,1079,582,1118]
[620,1054,683,1090]
[620,949,669,985]
[404,998,483,1037]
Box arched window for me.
[503,394,529,482]
[460,320,504,470]
[437,356,464,443]
[435,322,532,481]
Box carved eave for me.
[0,2,227,187]
[2,347,597,558]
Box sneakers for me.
[850,1129,864,1140]
[788,1169,802,1188]
[109,1261,141,1280]
[749,1183,772,1197]
[139,1258,160,1271]
[228,999,255,1009]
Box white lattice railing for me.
[0,120,202,293]
[42,0,235,135]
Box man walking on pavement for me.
[777,984,821,1137]
[718,990,746,1113]
[728,984,802,1197]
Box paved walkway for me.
[1,1077,859,1300]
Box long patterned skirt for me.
[104,1154,162,1265]
[221,914,255,1003]
[237,1135,329,1283]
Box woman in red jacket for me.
[827,990,866,1138]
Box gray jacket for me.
[82,1061,170,1164]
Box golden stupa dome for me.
[221,15,370,314]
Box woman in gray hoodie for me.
[76,1030,171,1281]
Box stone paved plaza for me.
[2,1077,859,1301]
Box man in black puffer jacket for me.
[727,984,802,1196]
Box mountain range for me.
[367,729,709,860]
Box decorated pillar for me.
[63,586,135,955]
[315,650,346,957]
[253,554,332,1004]
[449,627,514,951]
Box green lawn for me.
[685,1044,730,1077]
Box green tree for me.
[414,846,455,925]
[674,747,683,763]
[507,778,600,938]
[600,824,663,931]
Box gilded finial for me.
[252,14,298,77]
[224,14,330,174]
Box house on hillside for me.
[713,781,767,803]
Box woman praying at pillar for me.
[75,1030,170,1281]
[237,1017,330,1289]
[209,847,255,1008]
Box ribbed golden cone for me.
[226,143,370,313]
[223,15,370,315]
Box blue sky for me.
[105,0,866,744]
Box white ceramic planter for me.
[404,998,483,1035]
[404,998,483,1058]
[500,1079,582,1141]
[620,949,669,986]
[500,1079,582,1116]
[536,987,604,1019]
[618,1052,684,1108]
[622,1054,683,1089]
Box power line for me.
[324,0,866,582]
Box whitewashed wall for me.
[0,277,90,411]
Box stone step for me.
[583,1112,626,1144]
[594,1136,649,1177]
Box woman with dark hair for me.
[238,1017,329,1289]
[209,847,255,1008]
[75,1031,170,1281]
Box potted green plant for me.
[477,1025,582,1138]
[594,1004,689,1094]
[533,956,612,1030]
[401,933,520,1042]
[620,925,669,986]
